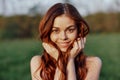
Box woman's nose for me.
[59,31,68,40]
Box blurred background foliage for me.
[0,12,120,40]
[0,12,120,80]
[0,1,120,80]
[85,12,120,33]
[0,15,42,39]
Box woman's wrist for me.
[68,53,76,61]
[67,55,77,80]
[68,57,74,61]
[67,57,75,68]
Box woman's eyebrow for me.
[52,25,76,30]
[52,27,59,29]
[66,25,76,29]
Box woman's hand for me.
[42,42,59,60]
[69,37,86,59]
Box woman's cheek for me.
[50,34,58,42]
[68,33,77,40]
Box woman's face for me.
[50,14,78,52]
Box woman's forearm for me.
[67,58,77,80]
[54,67,61,80]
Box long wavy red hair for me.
[37,3,89,80]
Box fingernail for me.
[77,38,80,40]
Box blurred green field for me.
[0,34,120,80]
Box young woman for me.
[30,3,102,80]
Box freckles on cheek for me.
[70,33,77,39]
[50,34,58,42]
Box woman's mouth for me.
[58,42,70,48]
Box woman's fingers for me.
[69,37,86,59]
[77,38,82,50]
[70,39,80,58]
[42,43,51,53]
[78,38,85,49]
[42,37,86,60]
[42,42,59,60]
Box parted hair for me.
[37,3,89,80]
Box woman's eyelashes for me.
[67,27,76,33]
[51,28,60,34]
[51,26,77,34]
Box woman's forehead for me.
[53,14,75,28]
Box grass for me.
[0,34,120,80]
[85,33,120,80]
[0,39,43,80]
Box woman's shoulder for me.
[30,55,42,70]
[86,56,102,65]
[30,55,42,66]
[30,55,42,80]
[86,56,102,68]
[85,56,102,80]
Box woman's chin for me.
[60,48,68,52]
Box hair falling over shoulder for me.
[37,3,89,80]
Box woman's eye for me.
[68,28,75,33]
[52,30,59,33]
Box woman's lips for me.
[58,42,70,48]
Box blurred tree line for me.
[85,12,120,33]
[0,12,120,40]
[0,15,41,39]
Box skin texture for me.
[50,14,77,53]
[30,14,102,80]
[30,3,102,80]
[30,56,102,80]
